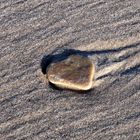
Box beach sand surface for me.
[0,0,140,140]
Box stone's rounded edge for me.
[89,62,96,85]
[48,79,92,91]
[47,62,96,91]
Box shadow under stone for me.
[40,42,140,75]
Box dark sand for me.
[0,0,140,140]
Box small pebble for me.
[47,55,95,90]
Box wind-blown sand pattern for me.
[0,0,140,140]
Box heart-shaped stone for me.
[47,55,95,90]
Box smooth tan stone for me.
[47,55,95,90]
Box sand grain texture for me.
[0,0,140,140]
